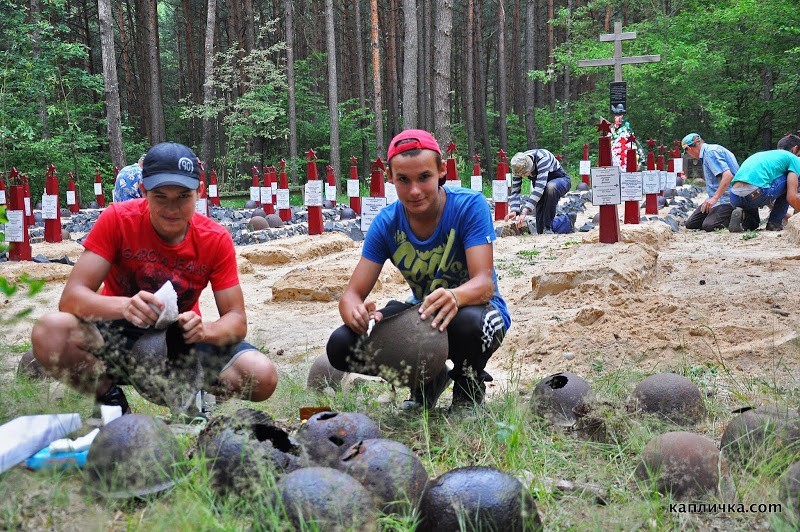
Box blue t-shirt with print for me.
[362,186,511,331]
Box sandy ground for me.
[3,191,800,400]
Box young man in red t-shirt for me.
[31,142,277,414]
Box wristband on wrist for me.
[446,288,460,309]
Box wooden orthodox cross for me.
[577,22,660,82]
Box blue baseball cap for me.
[142,142,200,190]
[681,133,701,151]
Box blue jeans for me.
[729,174,789,227]
[535,176,571,233]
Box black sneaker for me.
[729,207,744,233]
[96,384,131,415]
[765,222,783,231]
[450,376,486,409]
[400,367,451,411]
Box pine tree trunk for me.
[354,0,370,175]
[432,0,452,146]
[464,0,475,158]
[525,0,537,146]
[497,0,507,150]
[98,0,125,167]
[284,0,298,182]
[325,0,340,180]
[386,0,399,137]
[370,0,384,155]
[402,0,418,129]
[146,0,165,143]
[201,0,217,164]
[474,0,491,173]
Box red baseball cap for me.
[386,129,442,162]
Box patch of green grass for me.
[1,344,799,530]
[742,230,758,240]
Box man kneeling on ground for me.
[31,142,278,415]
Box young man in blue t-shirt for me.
[326,129,510,413]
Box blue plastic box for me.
[25,447,88,470]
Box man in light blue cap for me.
[682,133,757,232]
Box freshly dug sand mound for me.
[239,232,356,266]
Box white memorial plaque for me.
[260,187,272,204]
[659,171,667,191]
[66,190,76,205]
[470,175,482,192]
[41,194,58,219]
[579,160,591,175]
[23,197,31,216]
[620,172,643,201]
[505,172,512,188]
[446,179,460,188]
[249,186,260,202]
[276,189,290,209]
[360,196,387,233]
[492,180,508,202]
[194,198,208,215]
[208,184,218,197]
[325,183,337,201]
[5,210,24,242]
[347,179,360,197]
[93,182,102,195]
[305,180,323,207]
[642,170,661,194]
[0,190,5,204]
[666,171,677,190]
[271,182,278,195]
[673,158,684,174]
[590,166,622,206]
[385,183,398,204]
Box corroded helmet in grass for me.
[721,405,799,468]
[337,438,428,514]
[197,409,304,495]
[531,371,593,427]
[294,411,382,467]
[85,414,183,499]
[418,466,542,531]
[306,353,347,392]
[635,431,726,499]
[781,461,800,522]
[274,467,377,530]
[629,373,706,425]
[359,304,448,388]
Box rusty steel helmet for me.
[249,216,270,230]
[339,207,358,221]
[418,466,541,531]
[359,304,448,388]
[265,213,284,228]
[294,411,382,467]
[17,349,48,380]
[85,414,183,499]
[629,373,707,425]
[306,353,347,392]
[531,371,594,427]
[781,461,800,521]
[635,431,726,499]
[273,467,377,530]
[721,405,799,468]
[251,208,267,219]
[337,438,429,514]
[128,327,202,413]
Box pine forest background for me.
[2,0,799,199]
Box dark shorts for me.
[93,319,256,388]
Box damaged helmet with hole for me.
[273,466,377,530]
[358,303,448,388]
[635,431,727,499]
[85,414,183,499]
[306,353,347,392]
[531,371,593,427]
[196,409,305,495]
[294,411,382,467]
[629,373,707,425]
[337,438,428,513]
[418,466,542,531]
[721,405,800,468]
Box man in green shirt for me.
[728,135,800,232]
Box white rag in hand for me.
[148,280,179,330]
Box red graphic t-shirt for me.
[83,199,239,314]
